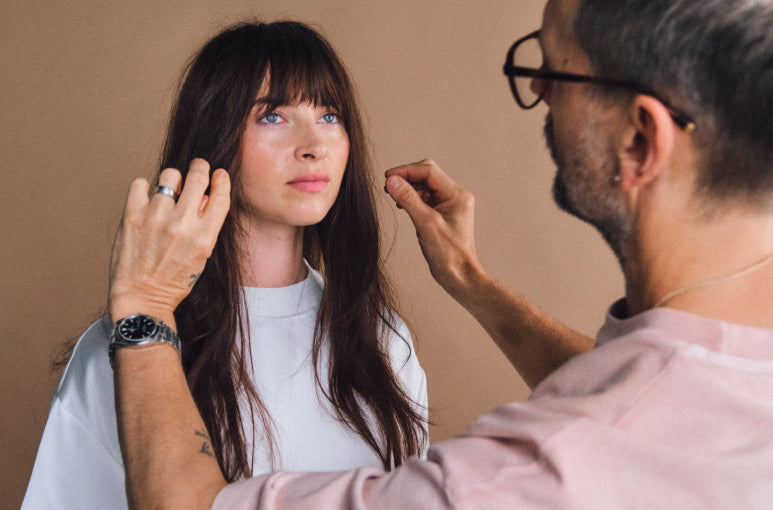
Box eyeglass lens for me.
[512,35,544,108]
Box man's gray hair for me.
[575,0,773,203]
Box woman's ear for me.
[616,95,676,192]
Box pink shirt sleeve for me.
[212,458,450,510]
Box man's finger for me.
[176,158,211,213]
[385,175,436,228]
[156,167,183,194]
[385,159,458,204]
[200,168,231,237]
[147,168,182,220]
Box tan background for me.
[1,0,622,506]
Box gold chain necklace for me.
[653,252,773,308]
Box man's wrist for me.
[442,258,489,304]
[453,267,508,320]
[109,299,178,332]
[113,341,182,366]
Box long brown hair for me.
[161,20,426,480]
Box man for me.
[110,0,773,508]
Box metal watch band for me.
[109,315,182,368]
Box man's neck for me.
[623,202,773,326]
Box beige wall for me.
[1,0,623,505]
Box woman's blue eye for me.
[260,112,281,123]
[321,113,339,123]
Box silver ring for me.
[155,185,177,199]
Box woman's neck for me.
[238,220,308,288]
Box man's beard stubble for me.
[544,114,582,220]
[543,114,631,266]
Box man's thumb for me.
[386,175,431,222]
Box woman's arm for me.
[385,160,595,389]
[110,159,230,509]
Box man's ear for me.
[616,95,676,192]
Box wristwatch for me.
[109,314,181,368]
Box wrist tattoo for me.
[188,273,202,288]
[195,429,215,458]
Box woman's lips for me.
[287,173,329,193]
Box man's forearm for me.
[114,344,227,510]
[451,267,595,389]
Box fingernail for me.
[386,176,402,192]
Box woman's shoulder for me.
[29,315,124,497]
[382,312,418,364]
[55,315,114,406]
[383,312,428,410]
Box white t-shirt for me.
[22,268,427,509]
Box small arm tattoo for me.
[195,429,215,458]
[188,273,202,288]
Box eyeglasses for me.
[503,30,696,132]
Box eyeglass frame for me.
[503,30,696,132]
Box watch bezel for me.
[109,314,182,368]
[116,314,160,343]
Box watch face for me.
[118,315,158,340]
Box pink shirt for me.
[213,303,773,509]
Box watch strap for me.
[109,315,181,368]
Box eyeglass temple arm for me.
[502,64,695,132]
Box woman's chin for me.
[291,205,335,226]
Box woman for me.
[22,20,427,509]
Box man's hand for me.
[108,158,231,327]
[385,159,484,298]
[385,159,594,388]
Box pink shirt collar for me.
[598,298,773,360]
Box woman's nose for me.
[295,123,328,161]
